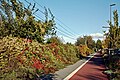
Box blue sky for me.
[22,0,120,43]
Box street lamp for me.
[103,3,116,46]
[102,4,116,58]
[109,4,116,48]
[110,3,116,23]
[0,15,2,26]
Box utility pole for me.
[0,15,2,26]
[84,35,87,46]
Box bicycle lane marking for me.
[63,53,97,80]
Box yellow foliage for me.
[78,45,93,57]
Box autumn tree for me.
[104,10,120,48]
[46,36,62,44]
[86,36,96,49]
[0,0,56,42]
[96,39,102,49]
[75,36,95,49]
[75,37,85,46]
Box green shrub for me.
[0,36,79,79]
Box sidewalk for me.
[53,58,88,80]
[69,52,108,80]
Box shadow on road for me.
[76,74,108,80]
[69,52,108,80]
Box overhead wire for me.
[33,14,44,21]
[24,0,45,15]
[57,30,76,40]
[32,0,77,36]
[55,17,78,36]
[56,23,75,37]
[24,0,45,21]
[24,0,76,40]
[56,21,76,36]
[33,0,44,9]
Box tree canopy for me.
[96,39,102,49]
[75,36,95,49]
[104,10,120,49]
[0,0,56,43]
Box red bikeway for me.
[64,52,108,80]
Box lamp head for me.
[110,4,116,6]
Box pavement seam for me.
[63,53,97,80]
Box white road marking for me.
[63,53,97,80]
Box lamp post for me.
[110,4,116,23]
[103,4,116,47]
[108,4,116,58]
[109,4,116,48]
[102,4,116,60]
[0,15,2,26]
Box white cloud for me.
[90,33,103,38]
[90,33,104,41]
[57,33,104,44]
[58,35,77,44]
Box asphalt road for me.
[53,54,95,80]
[69,52,108,80]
